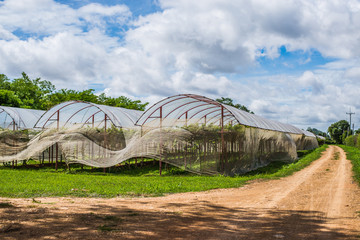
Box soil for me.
[1,145,360,239]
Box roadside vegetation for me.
[0,145,328,198]
[339,145,360,185]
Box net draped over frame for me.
[0,96,319,175]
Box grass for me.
[339,145,360,185]
[245,145,327,179]
[0,145,328,198]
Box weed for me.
[103,215,119,221]
[0,202,14,208]
[128,212,139,216]
[97,224,118,232]
[32,198,41,203]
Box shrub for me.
[344,134,358,147]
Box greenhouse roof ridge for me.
[136,94,305,135]
[34,100,143,129]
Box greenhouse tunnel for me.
[0,105,44,130]
[0,106,45,161]
[34,100,142,130]
[30,100,144,168]
[0,96,318,175]
[135,94,318,175]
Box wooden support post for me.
[42,151,44,166]
[159,106,163,176]
[103,113,107,174]
[55,143,58,171]
[220,106,225,172]
[48,147,51,164]
[159,159,162,176]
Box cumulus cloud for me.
[0,0,131,36]
[297,71,324,94]
[1,0,360,131]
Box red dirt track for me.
[1,145,360,239]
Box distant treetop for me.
[216,97,254,114]
[0,72,148,111]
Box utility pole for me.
[346,109,355,136]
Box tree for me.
[0,72,148,111]
[0,90,23,107]
[0,74,11,90]
[216,97,254,114]
[47,89,99,105]
[355,128,360,135]
[9,72,55,109]
[98,94,148,111]
[47,90,148,111]
[306,127,328,138]
[327,120,350,144]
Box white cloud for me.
[0,0,80,35]
[297,71,324,94]
[0,0,131,36]
[1,0,360,131]
[78,3,131,29]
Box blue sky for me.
[1,0,360,132]
[56,0,161,14]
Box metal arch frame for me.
[34,100,121,129]
[135,95,191,126]
[197,113,237,126]
[135,94,225,127]
[34,101,80,129]
[177,104,218,120]
[172,105,220,127]
[187,105,219,120]
[82,110,102,128]
[108,106,142,126]
[0,107,26,130]
[63,105,93,128]
[163,101,209,120]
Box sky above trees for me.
[1,0,360,131]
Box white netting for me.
[0,121,317,175]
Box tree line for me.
[0,72,148,111]
[307,119,360,145]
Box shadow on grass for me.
[1,200,358,239]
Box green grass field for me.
[0,145,328,198]
[339,145,360,185]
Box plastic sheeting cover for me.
[35,101,143,129]
[137,94,305,134]
[0,106,45,130]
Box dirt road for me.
[1,145,360,239]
